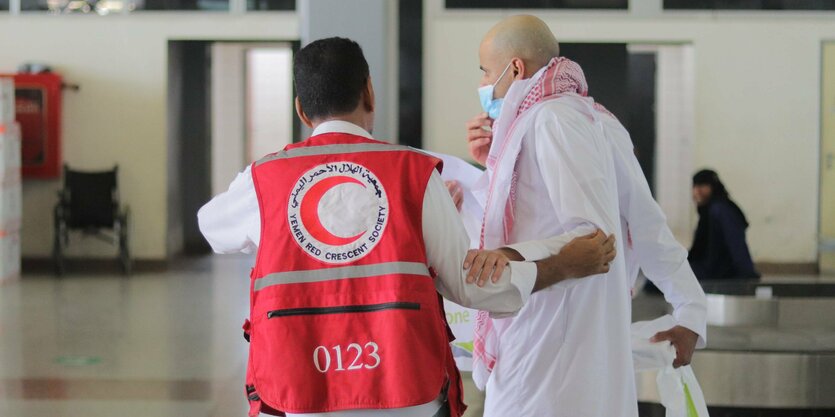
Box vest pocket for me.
[251,293,447,413]
[267,302,420,318]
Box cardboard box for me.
[0,231,21,284]
[0,77,14,124]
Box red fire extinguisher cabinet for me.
[6,73,63,179]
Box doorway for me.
[559,43,656,190]
[168,40,213,256]
[167,41,295,257]
[210,42,295,196]
[559,43,696,243]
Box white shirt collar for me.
[311,120,373,139]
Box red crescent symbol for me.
[300,176,366,246]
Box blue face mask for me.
[478,62,513,119]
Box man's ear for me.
[363,77,375,113]
[295,97,314,128]
[511,57,526,80]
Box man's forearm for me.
[498,247,525,261]
[533,258,568,293]
[529,233,616,292]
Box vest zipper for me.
[267,302,420,319]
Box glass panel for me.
[446,0,627,9]
[246,0,293,11]
[20,0,228,12]
[0,0,9,10]
[664,0,835,10]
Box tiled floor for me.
[0,255,487,417]
[0,255,254,417]
[6,256,835,417]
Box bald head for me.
[481,15,560,74]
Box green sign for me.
[55,355,101,366]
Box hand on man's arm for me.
[444,180,464,211]
[463,230,616,290]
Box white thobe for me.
[481,99,706,417]
[198,120,555,417]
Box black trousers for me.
[432,401,450,417]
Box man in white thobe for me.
[465,16,708,417]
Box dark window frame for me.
[18,0,233,12]
[664,0,835,10]
[246,0,294,11]
[445,0,627,10]
[18,0,294,12]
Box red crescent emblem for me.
[300,176,366,246]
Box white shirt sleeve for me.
[608,122,708,347]
[505,230,583,262]
[197,165,261,255]
[422,171,537,317]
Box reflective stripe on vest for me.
[253,261,430,291]
[256,143,427,166]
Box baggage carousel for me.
[633,277,835,417]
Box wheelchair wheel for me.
[119,210,132,276]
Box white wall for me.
[246,46,294,161]
[211,43,247,197]
[423,1,835,263]
[0,13,298,259]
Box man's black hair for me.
[294,37,370,121]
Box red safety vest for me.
[244,133,465,417]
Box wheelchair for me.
[53,164,131,275]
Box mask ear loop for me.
[481,61,514,128]
[492,61,513,88]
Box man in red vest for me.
[198,37,615,417]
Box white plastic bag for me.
[632,315,710,417]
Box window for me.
[664,0,835,10]
[16,0,294,12]
[20,0,52,11]
[446,0,627,9]
[136,0,229,11]
[247,0,293,11]
[20,0,229,12]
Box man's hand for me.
[445,180,464,211]
[533,231,616,292]
[463,248,523,287]
[651,326,699,368]
[556,230,616,278]
[466,113,493,166]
